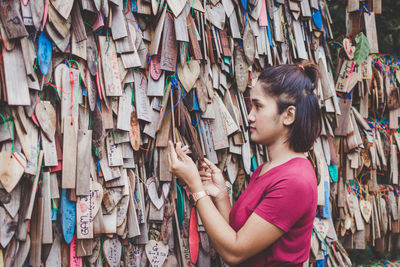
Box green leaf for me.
[353,33,370,66]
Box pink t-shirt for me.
[229,157,317,267]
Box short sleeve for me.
[253,177,313,232]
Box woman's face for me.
[247,82,289,145]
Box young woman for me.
[168,63,321,266]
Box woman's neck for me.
[266,137,306,165]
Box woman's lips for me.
[249,126,255,131]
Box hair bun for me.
[299,61,320,86]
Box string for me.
[165,77,182,114]
[67,60,75,124]
[3,0,11,17]
[0,36,5,60]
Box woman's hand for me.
[199,158,227,200]
[168,141,202,192]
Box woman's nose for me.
[247,110,254,123]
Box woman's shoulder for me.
[271,158,317,188]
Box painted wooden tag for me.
[116,195,129,227]
[51,0,74,20]
[150,54,162,81]
[313,217,329,239]
[189,208,199,264]
[359,199,372,223]
[145,240,168,267]
[234,49,249,93]
[186,14,202,60]
[3,43,30,105]
[62,117,77,188]
[103,237,122,267]
[0,0,28,39]
[35,101,56,142]
[147,177,164,210]
[214,95,239,136]
[124,243,142,267]
[61,189,76,244]
[13,235,30,267]
[243,26,256,65]
[106,134,124,167]
[205,3,225,30]
[134,70,152,122]
[41,130,59,167]
[0,151,26,193]
[70,235,82,267]
[41,172,53,244]
[117,86,133,131]
[98,36,122,96]
[343,38,355,60]
[0,206,18,247]
[160,14,177,72]
[38,31,52,76]
[177,60,200,93]
[174,2,190,42]
[46,234,62,267]
[111,3,128,40]
[166,0,186,17]
[76,192,94,239]
[3,184,20,223]
[86,30,98,76]
[76,130,92,196]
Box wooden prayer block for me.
[98,36,123,96]
[76,130,92,196]
[71,2,87,42]
[77,193,94,239]
[41,172,53,244]
[29,198,43,267]
[111,3,128,40]
[364,12,379,53]
[200,119,218,164]
[134,70,152,122]
[61,118,77,186]
[103,208,117,234]
[117,87,133,131]
[0,0,28,39]
[106,134,124,167]
[187,14,203,60]
[334,99,352,136]
[174,3,190,42]
[160,14,178,72]
[71,32,87,60]
[3,44,30,105]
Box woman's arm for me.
[199,158,232,222]
[169,142,284,265]
[212,192,231,222]
[191,181,284,265]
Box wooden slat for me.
[98,36,123,96]
[41,172,53,244]
[76,130,92,196]
[29,198,43,267]
[3,43,30,105]
[62,117,77,189]
[71,2,87,42]
[0,0,28,39]
[160,14,177,72]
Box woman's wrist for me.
[214,189,228,201]
[188,180,204,194]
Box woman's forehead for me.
[250,82,270,99]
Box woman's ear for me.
[283,106,296,126]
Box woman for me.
[168,62,321,266]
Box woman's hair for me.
[257,62,321,152]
